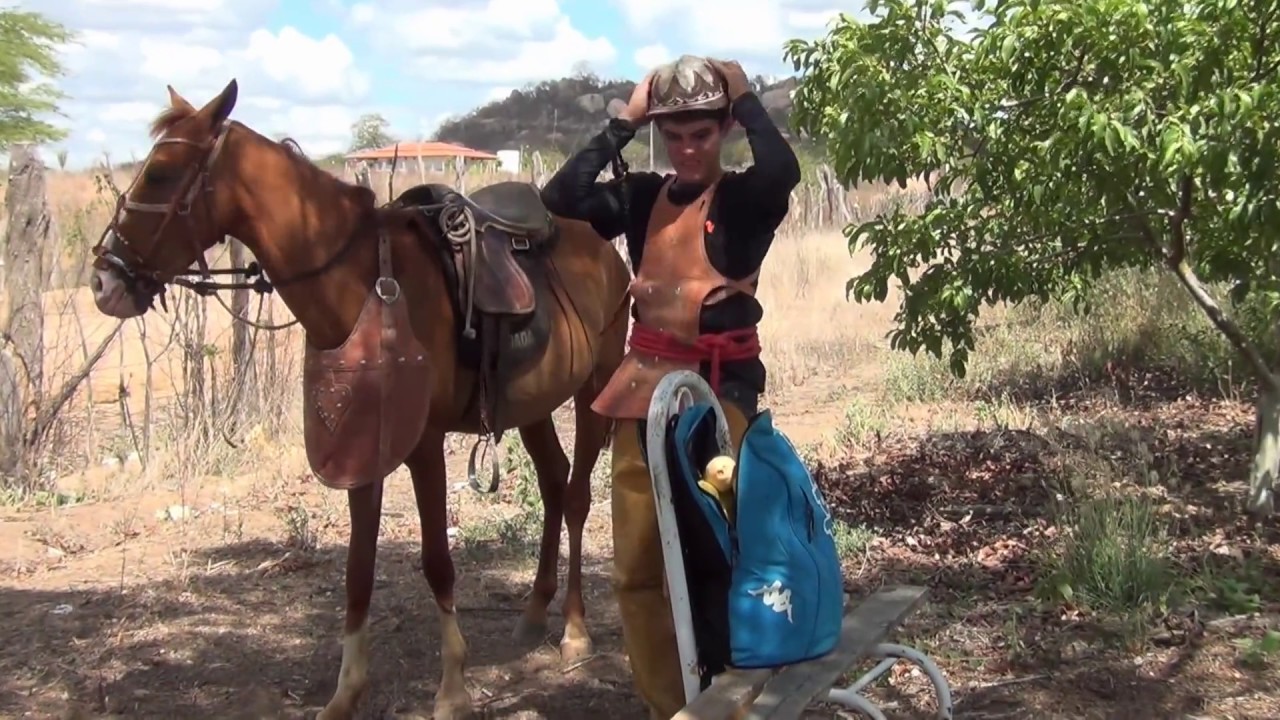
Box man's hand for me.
[618,70,655,127]
[711,59,751,100]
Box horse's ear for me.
[200,79,239,126]
[167,85,195,113]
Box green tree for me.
[0,9,72,147]
[785,0,1280,516]
[348,112,395,152]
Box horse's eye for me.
[144,167,177,185]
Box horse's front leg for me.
[317,480,384,720]
[407,433,474,720]
[511,417,569,646]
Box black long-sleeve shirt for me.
[541,92,801,405]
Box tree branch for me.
[1169,258,1280,393]
[964,207,1165,256]
[956,52,1091,168]
[1252,0,1277,81]
[26,319,125,448]
[1129,178,1280,393]
[1167,174,1195,266]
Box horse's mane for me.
[264,132,377,210]
[149,105,193,139]
[278,136,306,158]
[148,104,377,211]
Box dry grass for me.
[758,231,897,390]
[1,154,1277,719]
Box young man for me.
[541,54,801,718]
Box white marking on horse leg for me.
[433,604,474,719]
[317,620,371,720]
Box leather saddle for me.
[391,181,556,317]
[389,180,560,488]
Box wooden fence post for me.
[0,145,53,479]
[229,238,254,415]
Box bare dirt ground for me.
[5,367,1279,719]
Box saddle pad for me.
[668,403,845,669]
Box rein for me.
[90,122,377,332]
[609,135,631,219]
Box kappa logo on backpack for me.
[670,404,844,669]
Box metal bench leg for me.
[821,643,954,719]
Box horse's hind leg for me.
[406,432,473,720]
[511,416,569,645]
[317,481,385,720]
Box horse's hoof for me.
[512,615,548,644]
[432,694,475,720]
[314,706,348,720]
[559,635,594,667]
[315,693,362,720]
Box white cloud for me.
[352,0,617,84]
[137,40,225,85]
[633,43,671,70]
[613,0,683,33]
[372,0,562,50]
[95,102,165,126]
[487,87,515,102]
[420,112,455,139]
[349,3,377,24]
[412,18,615,84]
[612,0,863,67]
[33,0,275,38]
[256,103,363,155]
[15,0,372,168]
[788,9,844,31]
[241,28,370,102]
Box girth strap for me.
[375,228,400,473]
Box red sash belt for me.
[627,322,761,394]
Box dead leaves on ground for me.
[812,389,1278,609]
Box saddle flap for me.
[472,228,537,315]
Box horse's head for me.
[90,79,241,318]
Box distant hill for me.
[433,72,806,164]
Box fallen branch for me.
[1204,612,1280,632]
[26,319,125,447]
[967,673,1052,691]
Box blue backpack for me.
[663,404,844,672]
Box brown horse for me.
[87,79,632,720]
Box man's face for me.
[658,116,727,184]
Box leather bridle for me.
[90,121,272,310]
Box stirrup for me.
[467,433,502,493]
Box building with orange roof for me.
[343,141,500,174]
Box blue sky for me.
[16,0,872,168]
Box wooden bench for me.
[647,371,954,720]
